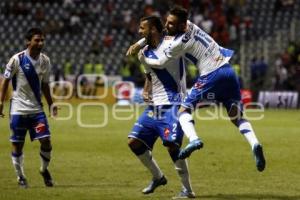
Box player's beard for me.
[146,34,154,48]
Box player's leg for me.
[128,107,167,194]
[10,114,28,188]
[178,106,199,142]
[128,138,167,194]
[29,112,54,186]
[221,64,265,171]
[39,137,54,186]
[159,106,195,199]
[167,144,195,199]
[227,103,266,171]
[178,77,214,159]
[11,142,28,188]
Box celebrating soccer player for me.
[127,16,196,198]
[128,6,266,172]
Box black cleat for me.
[253,144,266,172]
[142,175,167,194]
[40,169,54,187]
[18,176,28,189]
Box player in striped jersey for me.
[0,28,57,188]
[127,16,196,199]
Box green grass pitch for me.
[0,104,299,200]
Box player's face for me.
[139,20,152,42]
[27,34,45,52]
[165,14,181,36]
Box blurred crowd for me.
[273,41,300,92]
[0,0,299,96]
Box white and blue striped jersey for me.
[3,49,51,115]
[142,21,234,76]
[139,36,186,106]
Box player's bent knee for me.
[12,142,25,154]
[39,138,52,150]
[228,104,243,126]
[128,138,147,155]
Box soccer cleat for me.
[172,189,196,199]
[18,176,28,188]
[142,175,167,194]
[40,169,54,187]
[178,139,203,159]
[253,144,266,172]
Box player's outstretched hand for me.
[0,103,5,118]
[126,43,141,56]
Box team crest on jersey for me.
[35,123,46,133]
[147,111,154,118]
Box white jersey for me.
[139,36,186,106]
[142,21,234,76]
[3,49,51,115]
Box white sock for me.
[40,149,51,172]
[239,121,259,149]
[138,150,163,180]
[11,153,25,178]
[174,159,193,192]
[179,112,199,142]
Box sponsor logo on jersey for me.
[35,123,46,133]
[164,128,170,139]
[214,56,224,62]
[24,64,30,70]
[164,36,173,40]
[194,82,204,90]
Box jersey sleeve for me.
[3,56,18,80]
[139,45,171,68]
[42,57,51,83]
[137,38,146,47]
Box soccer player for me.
[127,16,196,198]
[0,28,57,188]
[128,6,266,172]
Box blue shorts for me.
[128,105,184,150]
[10,112,51,142]
[182,64,242,112]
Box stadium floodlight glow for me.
[77,102,108,128]
[76,74,108,99]
[49,81,73,100]
[51,102,73,121]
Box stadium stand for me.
[0,0,299,95]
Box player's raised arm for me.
[126,38,146,56]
